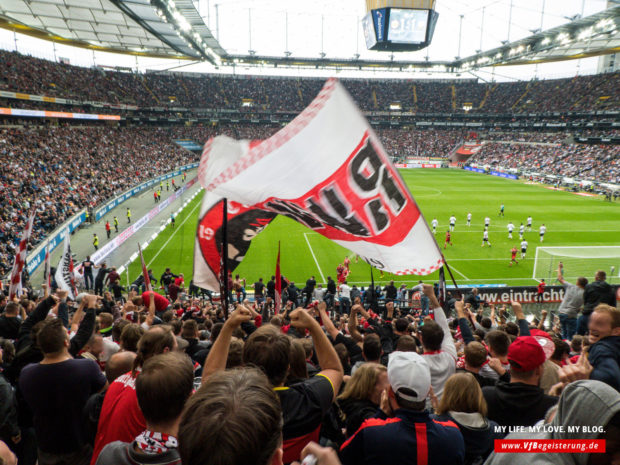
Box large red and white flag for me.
[138,243,152,292]
[197,79,443,275]
[8,209,36,300]
[274,242,281,314]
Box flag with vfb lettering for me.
[138,243,152,292]
[198,79,443,275]
[55,231,77,299]
[275,242,281,314]
[8,209,36,300]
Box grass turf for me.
[122,169,620,288]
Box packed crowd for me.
[0,125,198,276]
[467,141,620,183]
[2,49,619,113]
[0,263,618,465]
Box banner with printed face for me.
[197,79,443,277]
[54,231,77,299]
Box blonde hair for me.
[437,372,487,416]
[593,304,620,329]
[338,363,386,402]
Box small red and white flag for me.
[274,242,282,315]
[8,209,36,300]
[138,243,152,292]
[197,79,443,276]
[55,230,77,299]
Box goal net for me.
[533,246,620,281]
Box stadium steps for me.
[451,84,456,111]
[180,79,190,100]
[217,79,229,106]
[297,82,304,105]
[412,84,417,111]
[140,77,160,105]
[372,89,378,109]
[511,82,531,111]
[478,84,495,110]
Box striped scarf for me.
[135,430,178,455]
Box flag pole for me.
[221,198,230,318]
[441,253,461,297]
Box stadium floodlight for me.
[532,246,620,281]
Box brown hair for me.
[395,335,418,352]
[464,341,488,368]
[226,337,244,369]
[137,352,194,425]
[419,320,444,351]
[338,363,386,403]
[98,312,113,330]
[362,333,382,361]
[485,330,511,357]
[437,372,488,416]
[182,320,199,339]
[132,325,176,374]
[36,318,67,354]
[112,319,129,342]
[243,325,291,386]
[287,338,308,382]
[120,323,145,353]
[179,368,282,465]
[570,335,583,353]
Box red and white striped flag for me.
[138,243,152,292]
[8,209,36,300]
[43,241,51,288]
[198,79,443,276]
[274,242,281,315]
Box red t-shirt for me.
[511,248,517,258]
[91,371,145,465]
[445,232,451,241]
[537,282,546,294]
[174,276,184,286]
[141,291,170,312]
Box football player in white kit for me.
[431,218,438,234]
[482,228,491,247]
[539,224,547,242]
[449,215,456,232]
[520,239,528,259]
[507,222,515,239]
[466,212,472,227]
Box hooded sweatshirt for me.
[482,381,558,429]
[588,335,620,391]
[484,379,620,465]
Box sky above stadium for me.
[0,0,611,81]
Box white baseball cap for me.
[387,351,431,402]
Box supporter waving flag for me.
[197,79,443,276]
[137,243,152,292]
[8,208,36,300]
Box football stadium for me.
[0,0,619,464]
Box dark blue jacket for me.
[339,408,465,465]
[589,335,620,391]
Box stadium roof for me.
[0,0,224,61]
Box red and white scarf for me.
[135,430,178,454]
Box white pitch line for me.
[146,199,201,269]
[303,233,326,283]
[449,265,469,280]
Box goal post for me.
[533,246,620,281]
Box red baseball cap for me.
[508,336,546,372]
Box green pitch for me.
[122,169,620,288]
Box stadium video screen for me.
[387,9,429,44]
[362,13,378,49]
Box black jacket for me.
[482,381,557,429]
[338,397,379,438]
[588,336,620,391]
[0,315,21,340]
[583,280,616,314]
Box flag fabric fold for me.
[8,209,36,300]
[54,231,77,299]
[197,79,443,276]
[43,241,51,289]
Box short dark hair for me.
[120,323,144,353]
[112,319,129,342]
[419,321,444,351]
[179,368,282,465]
[4,302,19,315]
[243,325,291,386]
[182,320,198,339]
[133,326,176,374]
[480,317,492,330]
[465,341,488,368]
[363,333,382,361]
[486,330,511,356]
[577,277,588,287]
[395,335,418,352]
[394,390,426,411]
[37,318,67,354]
[551,338,570,362]
[394,318,409,333]
[137,352,194,425]
[505,322,519,336]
